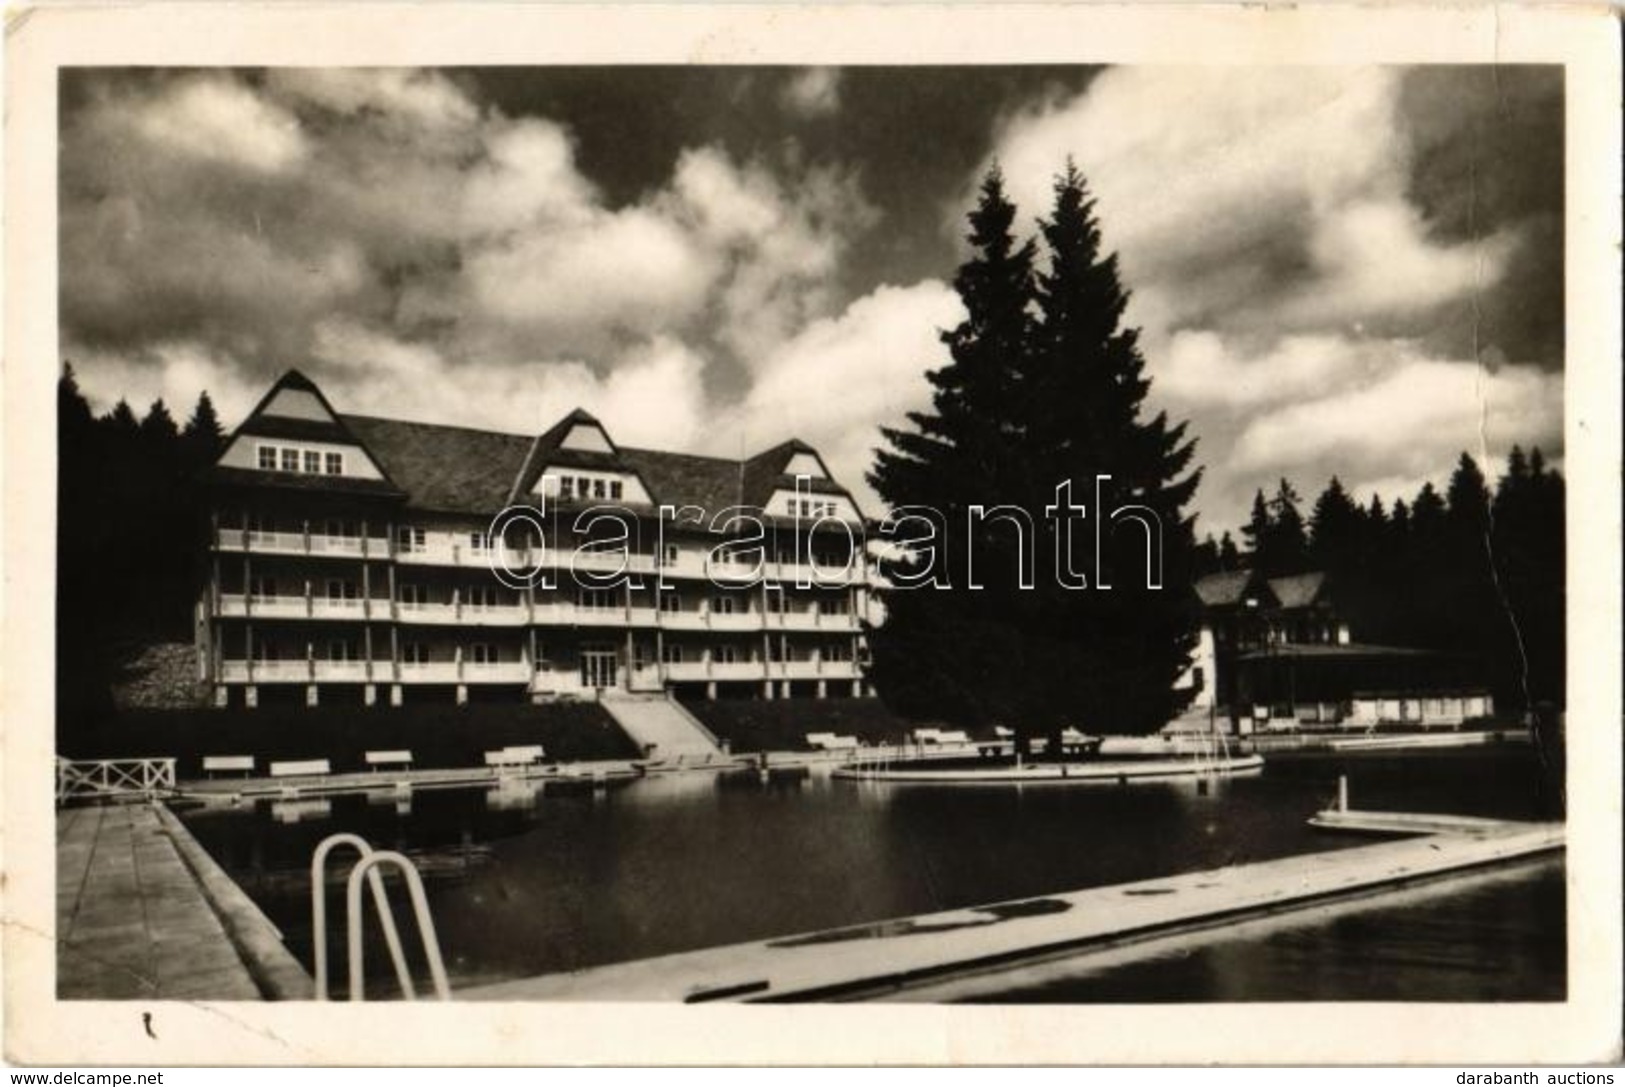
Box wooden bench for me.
[202,755,254,778]
[269,759,331,778]
[484,745,544,768]
[806,733,859,751]
[910,728,943,745]
[364,750,413,771]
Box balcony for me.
[770,560,866,587]
[706,611,760,632]
[216,530,390,558]
[397,540,660,576]
[654,551,762,583]
[217,659,311,683]
[216,594,376,621]
[461,661,531,684]
[460,604,529,627]
[767,659,860,680]
[395,539,487,568]
[659,660,766,683]
[396,661,530,684]
[763,610,858,632]
[395,602,461,624]
[653,610,762,632]
[397,661,461,684]
[313,660,371,683]
[534,603,635,628]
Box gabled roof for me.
[618,447,747,515]
[217,372,862,521]
[342,415,533,515]
[1193,569,1269,608]
[506,408,631,504]
[1268,571,1330,609]
[215,369,405,497]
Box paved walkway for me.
[57,803,262,1000]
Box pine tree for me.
[1217,531,1240,571]
[140,398,179,443]
[1241,489,1270,566]
[1308,476,1362,574]
[182,391,225,466]
[1193,534,1221,578]
[104,398,139,436]
[1445,453,1492,536]
[1266,478,1309,574]
[1389,496,1411,541]
[868,162,1203,743]
[868,166,1041,736]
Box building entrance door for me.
[580,645,619,691]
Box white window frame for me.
[325,451,344,475]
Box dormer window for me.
[281,449,300,472]
[258,446,277,470]
[560,477,574,501]
[325,452,343,475]
[303,450,322,474]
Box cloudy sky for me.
[60,65,1563,533]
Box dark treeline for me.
[58,364,225,723]
[1193,450,1566,713]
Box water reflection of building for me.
[1181,569,1493,734]
[196,370,872,709]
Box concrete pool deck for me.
[56,802,310,1000]
[457,813,1563,1003]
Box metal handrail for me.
[346,851,451,1001]
[310,834,413,1000]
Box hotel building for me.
[196,371,873,709]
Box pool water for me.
[177,747,1564,1000]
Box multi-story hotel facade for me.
[197,371,873,708]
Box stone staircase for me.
[601,693,723,760]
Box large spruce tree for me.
[867,164,1203,745]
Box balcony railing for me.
[658,660,768,682]
[216,594,378,620]
[533,603,632,627]
[216,530,390,557]
[397,661,462,684]
[461,661,531,684]
[395,602,461,624]
[391,602,529,626]
[763,611,858,632]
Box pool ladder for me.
[311,833,450,1001]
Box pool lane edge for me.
[455,819,1564,1003]
[154,801,314,1000]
